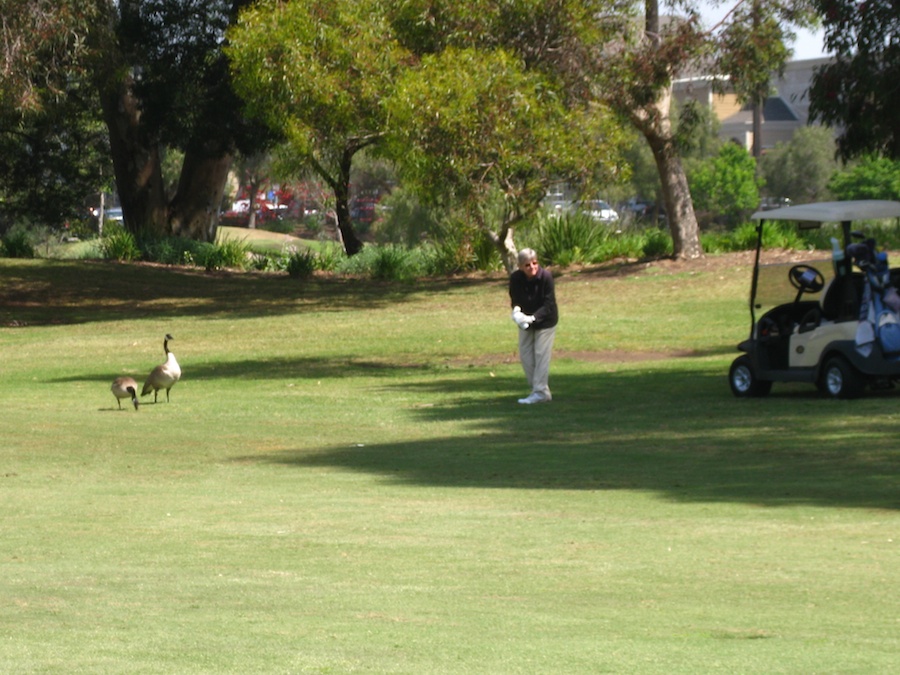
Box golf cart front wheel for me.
[820,356,865,399]
[729,355,772,398]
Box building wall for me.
[775,57,831,124]
[711,92,743,121]
[672,57,833,152]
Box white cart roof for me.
[751,200,900,223]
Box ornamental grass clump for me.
[100,226,140,261]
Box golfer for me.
[509,248,558,404]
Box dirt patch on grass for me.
[558,348,699,362]
[448,348,699,368]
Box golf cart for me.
[729,200,900,399]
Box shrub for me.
[371,245,421,281]
[140,236,198,265]
[421,235,476,275]
[828,155,900,201]
[690,143,762,227]
[471,230,503,272]
[286,248,317,279]
[593,229,645,261]
[335,244,423,281]
[1,226,36,258]
[641,228,673,258]
[313,242,345,272]
[722,222,759,251]
[702,220,809,254]
[101,227,140,261]
[699,231,731,254]
[249,252,288,273]
[534,211,603,265]
[195,238,250,271]
[65,218,97,241]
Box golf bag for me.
[850,240,900,357]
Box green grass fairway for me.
[217,225,313,254]
[1,256,899,673]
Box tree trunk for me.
[618,0,702,261]
[168,150,232,242]
[752,99,762,159]
[631,85,703,260]
[319,148,363,256]
[652,140,703,260]
[485,217,520,274]
[246,174,260,230]
[333,177,363,256]
[99,75,168,237]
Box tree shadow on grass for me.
[0,259,503,326]
[50,354,442,386]
[239,366,900,511]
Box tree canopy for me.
[0,1,107,227]
[228,0,627,262]
[227,0,411,254]
[0,0,97,115]
[689,141,761,227]
[379,0,629,267]
[0,0,842,258]
[760,125,838,204]
[809,0,900,160]
[828,156,900,201]
[385,45,627,269]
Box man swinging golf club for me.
[508,248,558,404]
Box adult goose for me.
[111,376,140,410]
[142,334,181,403]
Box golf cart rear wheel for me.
[820,356,865,399]
[729,355,772,398]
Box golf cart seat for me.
[820,273,860,322]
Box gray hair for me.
[517,248,538,266]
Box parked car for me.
[580,199,619,223]
[542,190,574,217]
[104,207,124,223]
[623,198,652,216]
[728,200,900,399]
[621,198,667,224]
[90,206,123,223]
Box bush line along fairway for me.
[1,256,899,673]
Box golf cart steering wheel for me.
[788,264,826,295]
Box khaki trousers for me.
[518,326,556,398]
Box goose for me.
[111,376,140,410]
[141,333,181,403]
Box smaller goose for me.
[141,333,182,403]
[111,376,140,410]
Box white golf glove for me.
[511,306,535,329]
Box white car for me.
[581,199,619,223]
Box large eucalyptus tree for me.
[90,0,276,241]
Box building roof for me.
[722,96,800,125]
